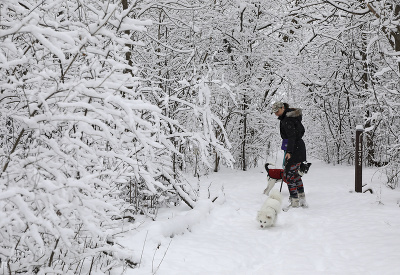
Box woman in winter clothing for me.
[272,102,307,208]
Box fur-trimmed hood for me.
[277,108,302,121]
[286,108,302,118]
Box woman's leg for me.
[284,163,303,198]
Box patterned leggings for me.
[283,163,304,198]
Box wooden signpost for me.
[355,125,364,193]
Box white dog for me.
[257,189,282,228]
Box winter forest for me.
[0,0,399,274]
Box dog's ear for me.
[300,162,311,171]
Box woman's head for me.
[271,101,288,116]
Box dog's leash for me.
[280,154,288,193]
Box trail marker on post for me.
[355,125,364,193]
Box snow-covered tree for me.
[0,0,233,273]
[190,0,297,170]
[284,0,400,185]
[127,1,235,175]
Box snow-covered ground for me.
[120,159,400,275]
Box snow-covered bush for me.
[0,0,233,273]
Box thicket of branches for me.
[0,0,234,273]
[287,0,400,186]
[0,0,399,273]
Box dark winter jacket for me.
[278,108,306,166]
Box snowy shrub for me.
[0,0,153,272]
[0,0,235,272]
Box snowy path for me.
[124,161,400,275]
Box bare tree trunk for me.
[368,2,400,71]
[394,5,400,72]
[122,0,133,77]
[214,151,220,172]
[241,94,248,171]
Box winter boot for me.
[283,197,300,211]
[289,197,300,207]
[299,192,308,208]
